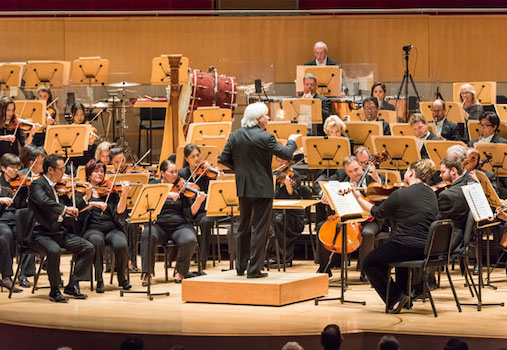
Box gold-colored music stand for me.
[475,170,502,209]
[420,101,466,124]
[195,136,227,152]
[192,107,232,123]
[296,65,342,97]
[495,105,507,122]
[372,136,420,170]
[0,63,24,91]
[425,140,467,167]
[303,136,351,177]
[206,180,240,270]
[378,110,397,124]
[70,57,109,86]
[266,121,308,140]
[104,173,150,210]
[44,124,91,158]
[14,100,46,126]
[151,55,189,85]
[344,121,382,152]
[475,143,507,177]
[348,109,365,121]
[280,99,322,124]
[467,120,480,141]
[120,183,171,300]
[390,123,437,137]
[453,82,496,105]
[23,60,71,89]
[186,122,232,144]
[175,145,220,170]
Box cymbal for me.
[108,81,140,88]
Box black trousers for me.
[83,228,128,283]
[141,223,197,277]
[127,223,141,268]
[0,227,13,278]
[268,209,305,262]
[237,197,272,275]
[31,233,95,289]
[362,240,425,308]
[193,212,215,267]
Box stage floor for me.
[1,258,507,349]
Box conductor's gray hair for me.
[242,102,268,128]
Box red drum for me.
[180,68,237,134]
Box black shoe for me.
[49,289,68,303]
[247,272,268,279]
[174,278,182,284]
[473,265,479,276]
[119,280,131,290]
[18,277,30,288]
[0,278,22,293]
[96,281,104,294]
[388,295,410,314]
[359,272,369,283]
[236,270,245,276]
[64,284,87,299]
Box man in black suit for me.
[28,154,95,302]
[304,41,341,67]
[300,73,331,136]
[438,156,476,251]
[468,112,507,147]
[429,99,461,141]
[363,97,391,136]
[410,113,439,159]
[220,102,299,278]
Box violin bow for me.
[102,157,124,214]
[10,160,37,202]
[180,158,206,195]
[193,154,220,185]
[10,101,27,145]
[46,97,59,110]
[70,162,77,219]
[127,149,151,173]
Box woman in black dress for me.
[81,159,131,293]
[141,160,203,284]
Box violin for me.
[9,174,40,192]
[430,181,451,195]
[171,177,200,198]
[366,182,407,201]
[276,168,296,186]
[54,180,140,196]
[195,162,220,180]
[125,165,148,174]
[6,115,43,132]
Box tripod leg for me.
[408,74,421,102]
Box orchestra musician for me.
[140,160,201,285]
[220,102,299,278]
[371,82,395,111]
[28,154,95,303]
[363,97,391,135]
[0,97,40,157]
[352,159,438,314]
[305,41,341,67]
[300,73,331,136]
[459,84,483,122]
[267,156,305,266]
[69,103,98,168]
[429,99,461,141]
[468,112,507,147]
[0,154,28,293]
[95,141,112,165]
[80,159,131,293]
[32,85,57,147]
[178,143,225,269]
[109,147,127,173]
[409,113,439,159]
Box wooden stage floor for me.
[1,257,507,349]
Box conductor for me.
[220,102,300,278]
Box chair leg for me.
[9,254,25,299]
[445,265,462,312]
[164,246,169,282]
[196,243,202,275]
[211,223,216,267]
[407,268,412,310]
[216,221,222,262]
[32,256,45,294]
[90,264,94,291]
[385,267,392,313]
[424,272,438,317]
[110,253,116,285]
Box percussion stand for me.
[117,87,138,163]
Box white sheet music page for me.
[462,183,494,221]
[323,181,363,218]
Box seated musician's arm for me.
[29,181,66,216]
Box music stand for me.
[420,101,466,124]
[192,107,232,123]
[151,55,189,85]
[475,143,507,177]
[186,122,232,144]
[344,121,382,152]
[280,99,322,125]
[0,63,24,92]
[296,65,342,97]
[378,110,398,124]
[495,104,507,122]
[70,57,109,86]
[195,136,227,153]
[206,180,240,270]
[315,181,367,306]
[390,123,437,137]
[120,184,171,300]
[303,136,351,177]
[266,122,308,140]
[104,173,150,210]
[372,136,420,170]
[425,140,467,167]
[175,145,220,170]
[23,60,70,89]
[348,109,365,121]
[44,124,91,158]
[14,100,46,126]
[453,82,496,105]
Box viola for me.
[366,182,406,201]
[171,177,200,198]
[431,181,451,195]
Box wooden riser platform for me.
[182,270,329,306]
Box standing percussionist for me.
[220,102,299,278]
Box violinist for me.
[178,143,224,269]
[32,85,57,147]
[28,154,95,303]
[267,156,305,266]
[459,147,500,194]
[80,159,131,293]
[109,147,127,173]
[0,97,40,157]
[95,141,112,165]
[140,160,202,285]
[409,114,439,159]
[0,154,27,293]
[70,103,97,168]
[468,112,507,147]
[352,159,438,314]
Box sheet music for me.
[274,200,300,206]
[323,181,363,218]
[462,183,494,221]
[298,104,312,128]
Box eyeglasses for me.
[479,123,493,128]
[363,106,378,111]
